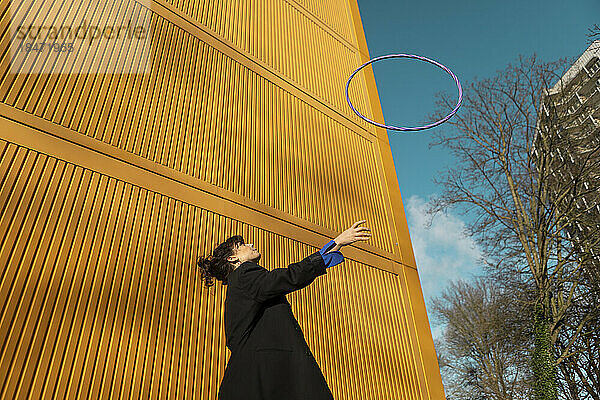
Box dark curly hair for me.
[197,235,245,288]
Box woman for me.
[197,220,372,400]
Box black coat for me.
[218,250,335,400]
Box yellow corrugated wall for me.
[0,0,445,398]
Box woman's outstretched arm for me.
[238,220,372,302]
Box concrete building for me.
[536,40,600,264]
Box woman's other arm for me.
[238,251,326,302]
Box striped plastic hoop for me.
[345,53,463,131]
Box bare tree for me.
[425,54,600,400]
[554,269,600,400]
[431,276,533,400]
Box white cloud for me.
[405,195,483,340]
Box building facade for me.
[0,0,445,398]
[537,40,600,266]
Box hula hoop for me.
[345,53,463,131]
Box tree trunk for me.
[531,301,558,400]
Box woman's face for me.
[229,243,261,268]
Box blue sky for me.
[355,0,600,339]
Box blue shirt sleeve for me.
[319,239,344,269]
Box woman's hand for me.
[334,220,372,246]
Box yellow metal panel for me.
[0,0,444,397]
[345,0,446,398]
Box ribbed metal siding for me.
[0,142,211,399]
[289,0,356,44]
[0,141,421,399]
[0,0,439,397]
[158,0,369,121]
[0,0,393,253]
